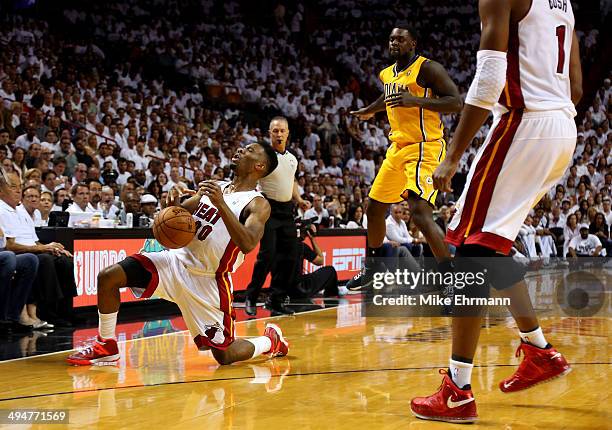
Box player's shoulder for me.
[379,64,396,81]
[246,194,271,216]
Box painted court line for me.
[0,305,341,364]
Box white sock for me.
[246,336,272,358]
[98,311,118,340]
[450,359,473,389]
[519,327,548,348]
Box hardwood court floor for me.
[0,305,609,429]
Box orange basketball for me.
[153,206,196,249]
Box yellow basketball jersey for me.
[380,56,444,146]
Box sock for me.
[367,246,383,258]
[519,326,548,349]
[246,336,272,358]
[98,311,118,340]
[450,358,473,390]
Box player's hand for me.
[350,108,374,121]
[167,184,196,206]
[385,91,420,108]
[199,181,224,207]
[299,198,310,211]
[432,158,457,193]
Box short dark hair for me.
[42,170,56,181]
[22,184,40,197]
[259,143,278,176]
[71,182,89,195]
[393,25,417,40]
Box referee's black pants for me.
[246,200,298,304]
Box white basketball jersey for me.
[498,0,575,115]
[171,182,263,274]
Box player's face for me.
[231,144,266,175]
[389,28,415,59]
[269,119,289,149]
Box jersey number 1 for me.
[555,25,566,74]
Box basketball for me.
[153,206,196,249]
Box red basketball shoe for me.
[410,369,478,424]
[67,336,120,366]
[499,341,571,393]
[264,323,289,357]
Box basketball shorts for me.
[368,139,446,205]
[447,109,576,255]
[124,251,236,350]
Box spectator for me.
[303,194,329,223]
[12,147,26,179]
[140,194,158,222]
[563,213,580,257]
[0,173,40,333]
[39,191,53,226]
[87,180,103,212]
[66,183,92,213]
[52,188,69,212]
[100,186,120,219]
[19,185,43,226]
[568,224,603,257]
[0,172,76,326]
[346,204,367,228]
[589,213,611,256]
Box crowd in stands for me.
[0,0,609,332]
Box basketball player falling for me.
[348,26,462,289]
[411,0,582,423]
[67,143,290,366]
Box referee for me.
[245,116,306,316]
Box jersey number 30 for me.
[194,220,213,241]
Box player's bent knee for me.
[98,265,126,291]
[211,348,234,365]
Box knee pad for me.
[117,257,151,290]
[456,244,526,290]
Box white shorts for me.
[447,109,576,254]
[129,251,235,350]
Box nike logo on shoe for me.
[551,352,562,359]
[503,380,515,389]
[447,397,475,408]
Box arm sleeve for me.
[465,50,507,111]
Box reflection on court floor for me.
[0,270,609,429]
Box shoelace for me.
[76,337,100,355]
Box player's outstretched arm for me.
[350,94,386,120]
[432,0,510,193]
[569,30,583,105]
[385,61,462,113]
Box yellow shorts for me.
[369,139,446,205]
